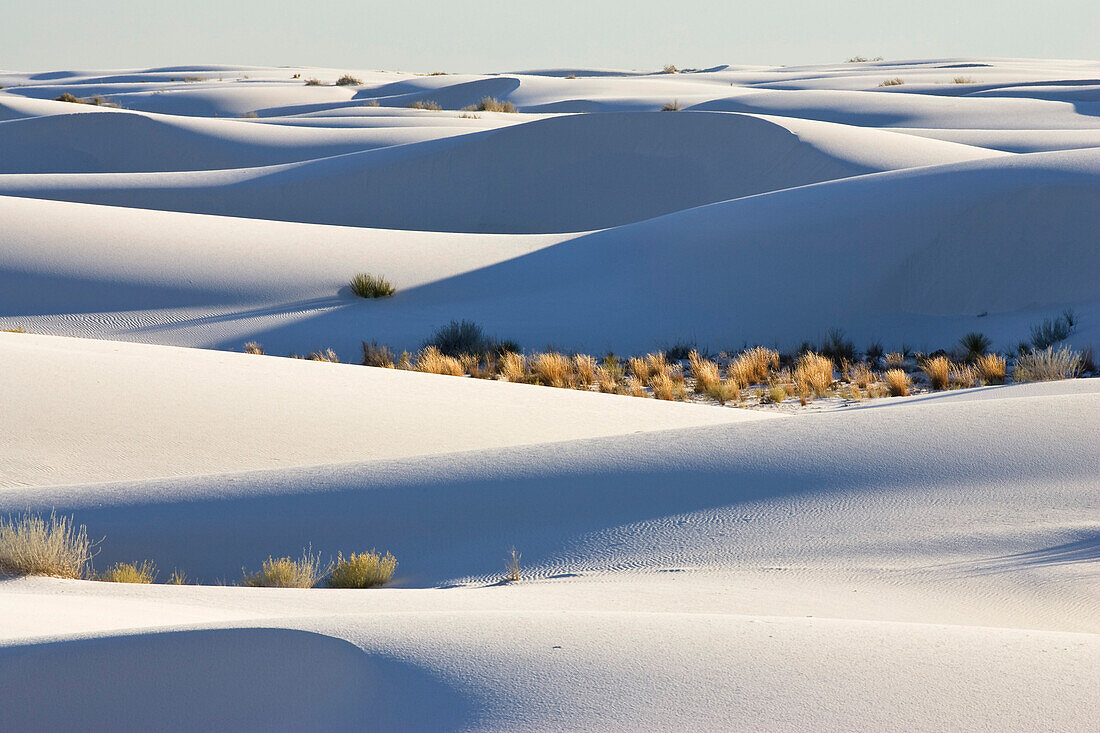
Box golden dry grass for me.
[885,352,906,369]
[243,341,264,355]
[329,550,397,588]
[706,379,740,405]
[499,351,528,382]
[921,355,951,390]
[794,352,834,397]
[0,513,93,579]
[1014,347,1081,382]
[884,368,911,396]
[728,347,779,387]
[649,370,686,401]
[167,569,188,585]
[574,354,597,388]
[408,100,442,110]
[464,96,517,113]
[241,548,327,588]
[2,327,27,333]
[689,350,721,394]
[879,77,904,86]
[975,353,1006,385]
[307,348,339,363]
[505,547,522,582]
[768,385,788,404]
[595,365,622,393]
[949,363,978,389]
[416,346,465,376]
[625,377,648,397]
[847,363,875,389]
[530,352,573,388]
[98,560,157,584]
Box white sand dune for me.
[1,58,1097,731]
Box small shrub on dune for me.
[628,356,652,383]
[885,351,906,370]
[329,550,397,588]
[706,379,740,405]
[768,385,788,404]
[499,351,529,382]
[595,363,624,394]
[504,547,521,582]
[396,351,413,370]
[975,353,1006,384]
[307,348,339,363]
[662,64,679,74]
[689,350,721,394]
[167,569,188,585]
[1014,347,1081,383]
[661,100,682,111]
[97,560,157,584]
[884,368,911,396]
[949,363,978,389]
[952,76,976,84]
[959,332,992,362]
[463,96,517,113]
[304,78,324,86]
[55,92,83,103]
[242,548,327,588]
[624,376,648,398]
[574,354,597,388]
[461,353,495,379]
[794,352,834,397]
[361,341,396,368]
[879,78,905,86]
[335,74,363,86]
[408,100,442,110]
[242,342,264,355]
[921,355,951,390]
[350,272,396,299]
[1030,310,1077,350]
[415,346,465,376]
[426,320,488,357]
[0,513,93,579]
[530,352,574,388]
[847,363,875,390]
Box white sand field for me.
[1,58,1098,731]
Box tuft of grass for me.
[793,352,834,397]
[1030,310,1077,350]
[689,350,721,394]
[329,550,397,588]
[661,100,682,111]
[167,569,188,585]
[2,327,28,333]
[921,355,951,390]
[350,272,396,299]
[242,548,328,588]
[361,341,396,368]
[706,379,741,405]
[649,369,686,401]
[98,560,157,584]
[847,363,875,390]
[463,96,517,113]
[975,353,1006,384]
[426,320,488,357]
[304,78,324,86]
[595,362,623,393]
[243,341,264,355]
[624,376,648,398]
[1014,347,1080,383]
[0,513,93,579]
[729,347,780,387]
[408,100,442,110]
[768,385,788,404]
[335,74,363,86]
[499,351,528,382]
[662,64,679,74]
[530,352,574,388]
[416,346,465,376]
[54,92,83,103]
[307,348,339,363]
[574,354,597,388]
[879,78,905,86]
[952,76,976,83]
[884,368,911,396]
[504,547,521,582]
[949,363,978,389]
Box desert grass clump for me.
[1014,347,1081,383]
[426,320,488,357]
[329,550,397,588]
[649,369,685,401]
[949,363,978,388]
[167,569,188,585]
[595,363,623,393]
[884,368,911,396]
[767,385,788,404]
[662,64,679,74]
[879,77,904,86]
[706,379,740,405]
[847,362,875,390]
[416,346,465,376]
[335,74,363,86]
[307,348,339,363]
[530,351,574,388]
[793,352,834,397]
[689,350,721,394]
[499,351,529,383]
[0,513,94,579]
[921,355,951,390]
[885,351,906,370]
[624,376,648,398]
[729,346,780,387]
[661,100,682,111]
[464,96,517,113]
[504,547,521,582]
[361,341,396,368]
[574,354,597,388]
[408,99,442,111]
[1030,310,1077,350]
[959,332,992,362]
[304,78,324,86]
[98,560,157,584]
[241,548,327,588]
[975,353,1006,385]
[243,341,264,355]
[55,92,83,103]
[3,326,28,333]
[350,272,396,299]
[952,76,976,84]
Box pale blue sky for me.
[3,0,1097,72]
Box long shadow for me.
[0,627,474,732]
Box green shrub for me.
[426,320,489,357]
[335,74,363,86]
[1030,310,1077,350]
[350,272,396,299]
